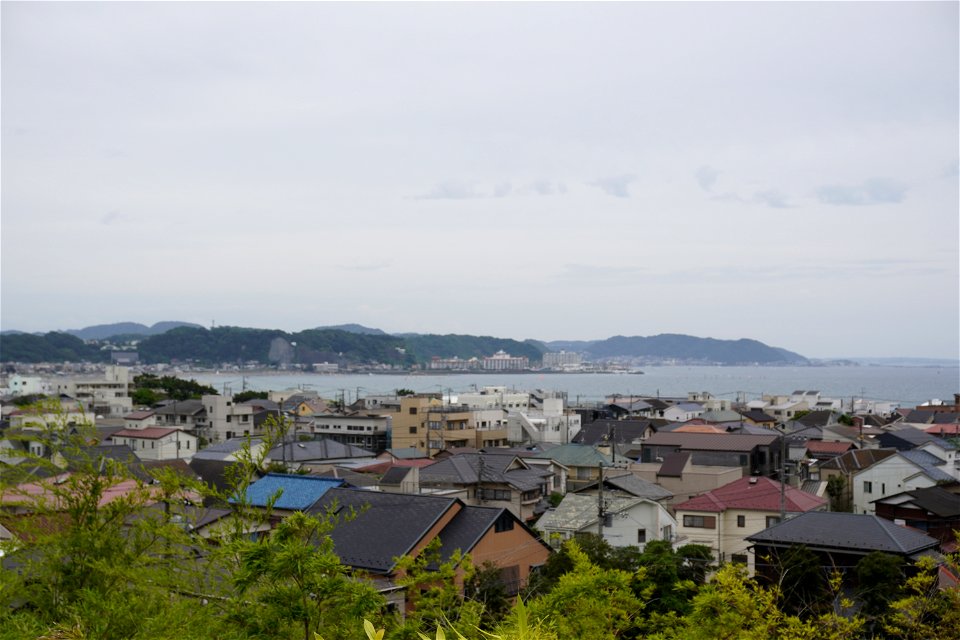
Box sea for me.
[186,365,960,408]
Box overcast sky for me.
[2,2,958,359]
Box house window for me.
[737,515,746,527]
[731,554,748,565]
[766,516,781,528]
[637,529,647,544]
[494,513,514,533]
[863,481,873,494]
[409,427,417,434]
[661,525,672,541]
[683,515,716,529]
[409,408,418,415]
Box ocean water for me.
[187,365,960,408]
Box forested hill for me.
[566,334,809,365]
[0,326,806,366]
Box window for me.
[409,426,417,434]
[494,513,514,533]
[661,525,673,541]
[863,481,873,494]
[766,516,781,527]
[226,415,232,423]
[637,529,647,544]
[737,515,746,528]
[409,407,418,415]
[683,515,716,529]
[731,554,748,565]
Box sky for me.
[2,2,958,360]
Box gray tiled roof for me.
[746,511,939,555]
[898,450,955,483]
[268,439,375,462]
[308,488,459,574]
[576,472,673,501]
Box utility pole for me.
[779,428,786,521]
[597,463,605,538]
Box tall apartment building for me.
[542,351,582,369]
[482,351,529,371]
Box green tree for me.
[826,475,850,512]
[856,551,903,619]
[231,510,383,640]
[521,541,644,640]
[390,539,482,640]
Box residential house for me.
[536,493,679,551]
[418,452,553,522]
[235,473,345,515]
[747,511,941,589]
[154,400,207,433]
[304,412,390,453]
[674,476,827,573]
[108,427,197,461]
[264,439,376,472]
[122,410,158,430]
[873,485,960,547]
[814,448,897,511]
[852,450,957,514]
[307,487,551,605]
[574,470,674,503]
[663,403,705,423]
[531,444,613,492]
[631,452,744,505]
[639,432,781,477]
[739,410,778,429]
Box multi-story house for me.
[302,412,390,453]
[202,394,259,442]
[537,493,679,551]
[418,452,553,522]
[482,351,529,371]
[508,397,581,446]
[640,432,782,477]
[674,476,826,573]
[851,449,956,514]
[386,394,442,452]
[108,427,198,461]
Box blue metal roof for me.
[238,473,345,511]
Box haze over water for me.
[190,365,960,408]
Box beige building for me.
[673,476,827,574]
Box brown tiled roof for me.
[818,448,897,473]
[643,432,778,452]
[657,451,690,477]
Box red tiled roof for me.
[805,440,854,454]
[111,427,181,440]
[674,476,827,514]
[925,424,960,436]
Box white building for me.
[110,427,197,461]
[507,397,582,445]
[542,351,582,369]
[852,450,955,514]
[203,394,258,443]
[50,366,133,416]
[537,493,679,551]
[482,351,529,371]
[454,387,531,411]
[2,375,47,397]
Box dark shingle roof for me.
[380,466,412,486]
[576,472,673,501]
[657,451,690,477]
[746,511,940,555]
[573,420,655,446]
[434,506,506,564]
[308,488,459,573]
[268,439,375,462]
[875,486,960,518]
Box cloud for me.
[415,181,482,200]
[753,189,791,209]
[695,165,719,191]
[493,182,513,198]
[100,210,128,225]
[589,174,636,198]
[338,261,391,272]
[816,177,907,206]
[943,160,959,179]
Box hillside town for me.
[2,363,958,637]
